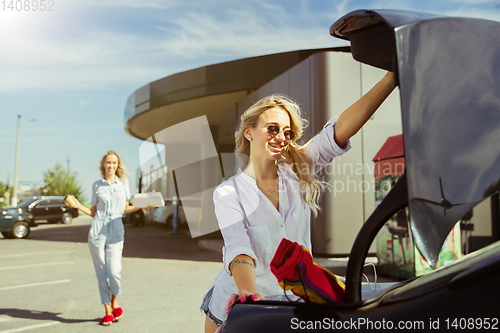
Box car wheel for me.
[61,212,73,224]
[133,215,145,227]
[1,231,11,238]
[11,222,30,239]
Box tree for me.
[41,163,85,202]
[0,181,13,208]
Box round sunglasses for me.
[259,124,296,141]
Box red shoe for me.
[101,314,114,326]
[112,307,123,321]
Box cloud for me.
[0,0,358,92]
[1,0,500,93]
[449,0,498,4]
[71,0,183,9]
[0,11,172,91]
[445,6,500,21]
[155,9,339,61]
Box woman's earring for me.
[248,137,252,141]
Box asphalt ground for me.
[0,216,400,333]
[0,215,223,333]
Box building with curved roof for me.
[124,47,402,255]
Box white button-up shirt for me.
[89,177,130,242]
[205,116,350,321]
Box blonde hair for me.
[235,94,327,216]
[100,151,130,180]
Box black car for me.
[0,206,37,239]
[123,208,145,227]
[222,10,500,332]
[10,196,79,224]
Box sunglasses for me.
[260,124,296,141]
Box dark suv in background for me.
[10,196,79,224]
[1,206,36,239]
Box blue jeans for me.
[88,218,124,305]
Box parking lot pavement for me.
[1,216,400,332]
[0,216,223,333]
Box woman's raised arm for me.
[333,71,396,149]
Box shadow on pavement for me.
[23,222,222,263]
[27,224,89,243]
[0,308,99,324]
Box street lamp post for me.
[12,115,37,207]
[12,116,21,207]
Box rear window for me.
[18,198,37,207]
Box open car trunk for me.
[222,10,500,332]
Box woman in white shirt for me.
[73,151,146,326]
[202,72,396,332]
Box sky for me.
[1,0,500,204]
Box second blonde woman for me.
[73,151,145,326]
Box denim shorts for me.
[200,286,223,326]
